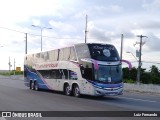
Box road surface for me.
[0,76,159,120]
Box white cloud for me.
[0,0,160,70]
[144,33,160,51]
[108,5,123,13]
[0,0,63,26]
[32,19,41,26]
[142,0,160,11]
[49,20,77,33]
[74,10,88,19]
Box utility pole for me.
[25,33,27,54]
[136,35,147,84]
[8,56,11,75]
[14,58,15,75]
[85,15,88,43]
[120,34,123,61]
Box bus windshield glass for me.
[94,65,122,84]
[88,44,120,61]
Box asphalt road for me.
[0,76,159,120]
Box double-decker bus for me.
[24,43,123,97]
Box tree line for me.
[123,65,160,84]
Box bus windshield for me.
[94,65,122,84]
[88,44,120,61]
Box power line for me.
[0,26,114,40]
[0,26,80,39]
[0,26,25,34]
[0,26,95,40]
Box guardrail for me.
[124,83,160,94]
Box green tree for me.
[122,67,137,83]
[130,67,137,81]
[141,72,151,84]
[123,65,160,84]
[122,67,130,80]
[149,65,160,84]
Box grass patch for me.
[0,71,23,76]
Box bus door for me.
[49,70,57,90]
[55,69,67,91]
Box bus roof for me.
[25,43,114,55]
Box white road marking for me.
[117,96,157,103]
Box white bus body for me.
[24,43,123,97]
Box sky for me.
[0,0,160,70]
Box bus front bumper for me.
[95,87,123,96]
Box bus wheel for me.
[29,81,32,89]
[64,84,71,96]
[34,82,39,91]
[73,85,80,97]
[31,81,35,90]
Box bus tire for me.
[64,84,71,96]
[34,81,39,91]
[29,81,32,89]
[31,81,35,90]
[73,84,80,97]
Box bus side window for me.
[57,70,62,79]
[49,50,57,61]
[85,68,93,80]
[59,49,63,61]
[63,48,70,61]
[69,47,77,61]
[80,66,93,80]
[51,70,56,79]
[63,69,69,79]
[69,70,78,80]
[61,69,68,79]
[58,48,70,61]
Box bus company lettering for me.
[34,63,58,69]
[93,45,115,50]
